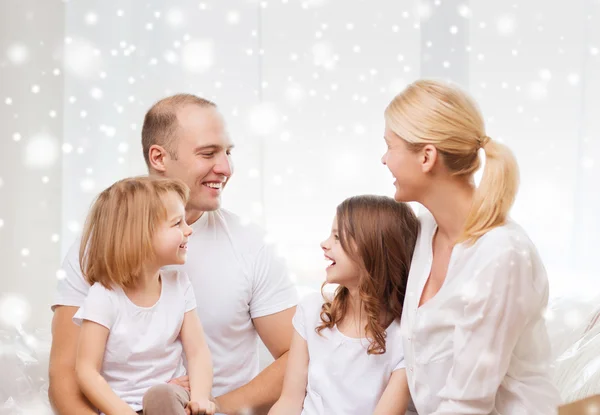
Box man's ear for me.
[148,144,168,173]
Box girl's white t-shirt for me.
[293,292,406,415]
[73,269,196,412]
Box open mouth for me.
[179,243,187,250]
[203,182,223,190]
[324,255,336,268]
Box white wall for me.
[1,0,599,333]
[0,0,64,331]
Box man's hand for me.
[168,375,190,392]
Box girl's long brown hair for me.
[316,195,419,354]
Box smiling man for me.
[48,94,298,415]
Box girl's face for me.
[153,191,193,266]
[320,216,360,288]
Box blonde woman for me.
[73,177,216,415]
[382,80,561,414]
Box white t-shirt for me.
[293,292,406,415]
[73,269,194,412]
[401,211,561,415]
[54,209,298,397]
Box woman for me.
[382,79,561,414]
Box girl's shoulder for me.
[298,291,327,313]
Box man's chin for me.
[189,198,221,213]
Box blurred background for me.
[1,0,599,344]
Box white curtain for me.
[1,0,598,330]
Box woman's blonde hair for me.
[385,79,519,244]
[79,176,190,289]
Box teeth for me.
[205,182,222,189]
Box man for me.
[48,94,298,415]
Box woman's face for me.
[381,124,427,203]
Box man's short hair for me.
[141,94,216,168]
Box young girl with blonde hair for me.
[74,176,216,415]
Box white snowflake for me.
[24,133,59,169]
[0,295,30,327]
[457,4,472,18]
[227,10,240,25]
[167,8,185,27]
[248,103,280,136]
[567,73,580,86]
[285,83,306,103]
[84,12,98,25]
[181,40,214,73]
[90,87,103,100]
[528,81,548,100]
[6,43,29,65]
[496,15,516,35]
[80,178,95,193]
[539,69,552,81]
[312,42,336,70]
[115,143,128,154]
[64,38,102,79]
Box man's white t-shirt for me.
[54,209,299,397]
[293,292,406,415]
[73,269,194,412]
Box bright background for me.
[1,0,599,335]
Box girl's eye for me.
[174,220,181,226]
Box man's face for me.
[163,105,234,214]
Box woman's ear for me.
[421,144,438,174]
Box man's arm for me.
[215,306,296,415]
[48,306,98,415]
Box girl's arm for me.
[373,369,410,415]
[268,330,308,415]
[75,320,137,415]
[180,310,213,408]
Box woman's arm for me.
[76,320,137,415]
[180,310,213,408]
[373,369,409,415]
[432,248,543,414]
[267,330,309,415]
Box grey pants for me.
[137,384,224,415]
[138,383,190,414]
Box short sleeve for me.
[393,352,406,371]
[52,236,91,310]
[179,271,197,312]
[72,283,117,330]
[388,322,406,371]
[292,292,323,340]
[249,242,298,318]
[292,300,307,339]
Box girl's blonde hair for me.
[79,176,190,289]
[385,79,519,244]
